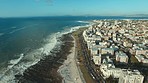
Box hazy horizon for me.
[0,0,148,17]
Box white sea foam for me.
[0,54,24,83]
[0,23,91,83]
[0,32,63,83]
[77,20,91,24]
[8,54,24,69]
[62,24,91,35]
[9,27,26,34]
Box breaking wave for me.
[9,27,27,34]
[0,23,91,83]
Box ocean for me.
[0,16,147,82]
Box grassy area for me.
[79,63,95,83]
[130,55,139,63]
[72,27,95,83]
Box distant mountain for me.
[125,14,148,17]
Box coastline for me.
[58,34,85,83]
[9,23,91,83]
[0,23,91,82]
[16,27,90,83]
[0,17,147,83]
[17,33,74,83]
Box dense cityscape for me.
[82,20,148,83]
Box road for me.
[72,35,86,83]
[78,33,105,83]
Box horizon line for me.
[1,14,148,18]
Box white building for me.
[111,68,123,78]
[100,64,122,78]
[96,31,102,37]
[135,55,148,63]
[93,54,101,65]
[113,37,117,42]
[110,45,119,51]
[144,38,148,44]
[92,35,102,41]
[119,70,144,83]
[83,30,94,43]
[135,49,148,57]
[87,41,95,49]
[100,57,116,78]
[101,48,114,55]
[135,55,145,62]
[123,41,133,47]
[90,47,99,55]
[116,51,128,63]
[100,62,144,83]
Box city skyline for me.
[0,0,148,17]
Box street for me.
[78,33,105,83]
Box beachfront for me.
[17,34,75,83]
[58,35,85,83]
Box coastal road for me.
[78,33,105,83]
[72,35,86,83]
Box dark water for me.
[0,16,147,65]
[0,17,88,63]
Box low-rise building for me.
[135,49,148,56]
[110,45,119,52]
[135,54,148,63]
[101,48,114,55]
[119,70,144,83]
[116,51,128,63]
[100,63,123,78]
[90,47,99,55]
[92,54,101,65]
[96,31,102,37]
[123,41,133,48]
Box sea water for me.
[0,16,147,82]
[0,16,92,82]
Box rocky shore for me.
[17,33,74,83]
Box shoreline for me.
[58,35,85,83]
[17,33,74,83]
[72,27,96,83]
[0,24,91,83]
[2,24,90,83]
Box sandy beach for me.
[58,35,85,83]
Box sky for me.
[0,0,148,17]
